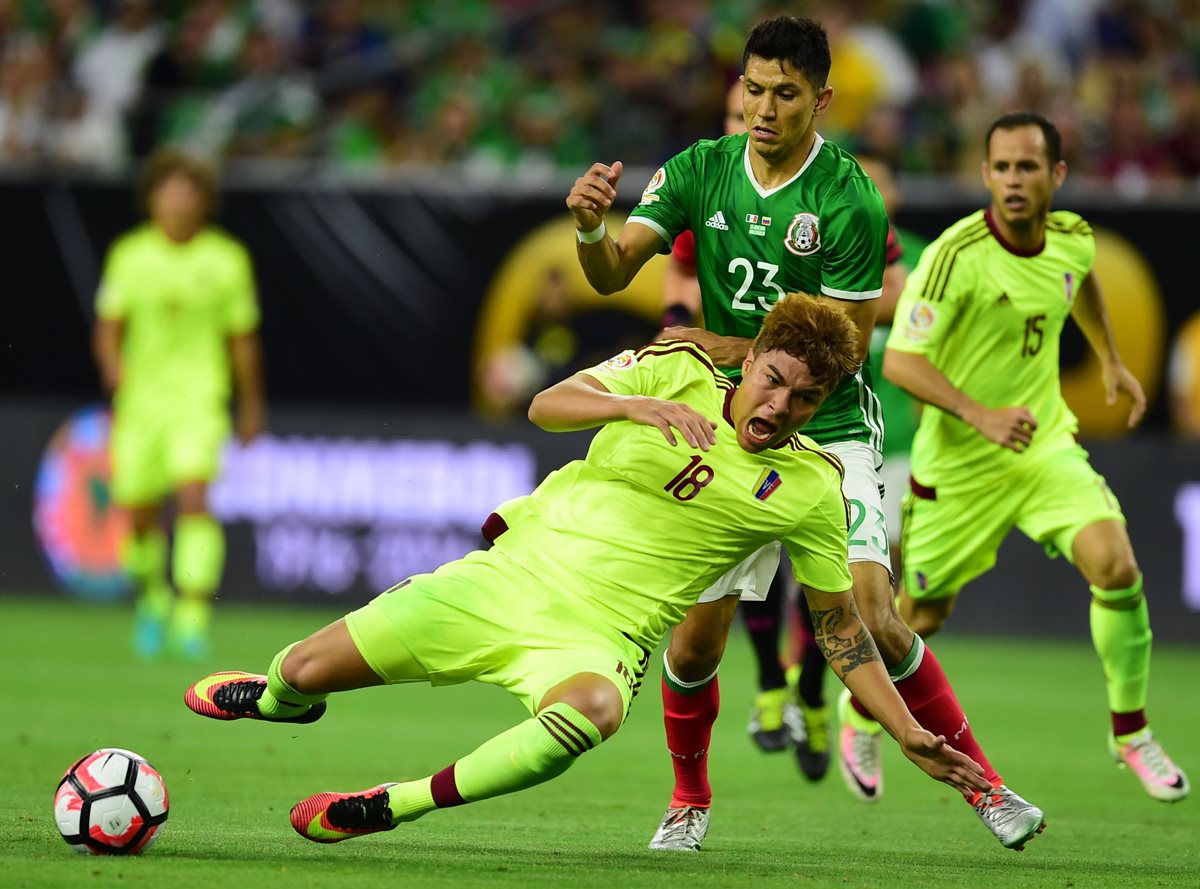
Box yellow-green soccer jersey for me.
[490,341,852,652]
[96,224,259,416]
[887,209,1096,491]
[627,133,888,449]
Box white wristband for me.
[576,221,607,244]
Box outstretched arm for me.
[566,161,667,295]
[528,373,717,451]
[884,348,1038,453]
[1071,273,1146,428]
[804,585,990,796]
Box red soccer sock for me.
[661,673,720,808]
[894,645,1002,794]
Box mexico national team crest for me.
[784,212,821,256]
[753,468,782,501]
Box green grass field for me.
[4,595,1197,889]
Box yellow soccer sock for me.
[259,643,328,718]
[172,514,225,599]
[122,528,171,615]
[411,703,602,818]
[1089,575,1152,714]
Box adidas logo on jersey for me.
[705,210,730,231]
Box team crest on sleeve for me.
[902,302,937,343]
[596,350,637,373]
[784,212,821,256]
[753,468,782,501]
[640,168,666,205]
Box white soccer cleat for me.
[648,805,710,851]
[971,784,1046,851]
[836,689,883,802]
[1109,729,1190,802]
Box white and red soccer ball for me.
[53,748,168,855]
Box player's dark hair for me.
[743,16,830,90]
[137,148,220,220]
[985,111,1063,165]
[753,294,860,393]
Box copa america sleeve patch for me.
[640,167,666,205]
[594,350,638,374]
[901,301,937,343]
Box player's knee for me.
[1093,556,1141,593]
[899,592,952,638]
[666,639,722,683]
[905,608,946,638]
[555,686,624,741]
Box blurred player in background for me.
[183,296,990,845]
[92,148,264,661]
[567,15,1044,853]
[884,110,1190,803]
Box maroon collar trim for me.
[984,206,1045,257]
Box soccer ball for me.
[53,748,168,855]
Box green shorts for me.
[902,444,1125,599]
[110,408,229,506]
[344,548,652,719]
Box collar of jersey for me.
[984,206,1045,257]
[742,133,825,199]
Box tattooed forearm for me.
[808,601,882,678]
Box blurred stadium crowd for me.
[1,0,1200,193]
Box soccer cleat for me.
[837,689,883,802]
[747,687,790,752]
[970,783,1046,850]
[132,611,167,661]
[1109,729,1190,802]
[184,671,326,724]
[291,783,399,843]
[131,591,171,660]
[169,631,211,663]
[648,805,710,851]
[791,702,831,781]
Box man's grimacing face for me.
[731,349,826,453]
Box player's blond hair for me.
[753,293,860,392]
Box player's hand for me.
[657,327,754,367]
[566,162,623,234]
[624,396,718,451]
[1103,361,1146,428]
[970,405,1037,453]
[897,727,992,797]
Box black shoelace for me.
[211,680,265,715]
[327,790,393,829]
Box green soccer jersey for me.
[96,224,259,417]
[491,341,853,651]
[628,132,889,449]
[887,208,1096,491]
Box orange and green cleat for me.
[184,671,326,724]
[290,784,399,843]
